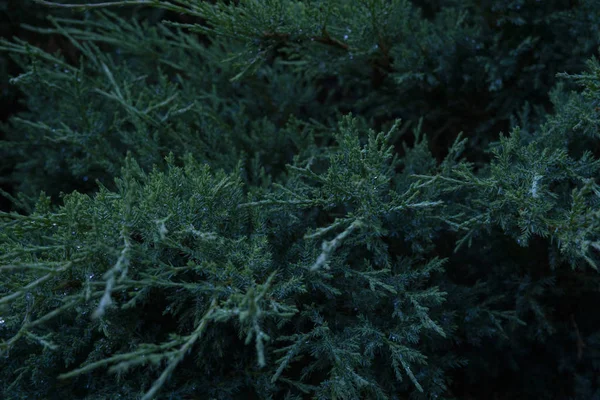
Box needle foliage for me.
[1,1,599,399]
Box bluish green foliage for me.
[0,126,455,399]
[1,1,600,399]
[3,0,599,203]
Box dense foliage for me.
[1,1,599,399]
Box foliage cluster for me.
[1,1,600,399]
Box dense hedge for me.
[1,1,599,399]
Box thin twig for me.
[33,0,151,8]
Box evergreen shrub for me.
[1,1,599,399]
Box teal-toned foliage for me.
[1,1,599,399]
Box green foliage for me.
[0,131,453,399]
[1,8,328,204]
[3,0,600,204]
[1,1,600,399]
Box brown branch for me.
[376,33,391,68]
[261,31,290,41]
[570,313,586,361]
[317,25,349,51]
[313,35,349,51]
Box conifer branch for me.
[92,229,131,319]
[33,0,152,9]
[33,0,204,17]
[0,263,71,305]
[139,299,218,400]
[309,219,363,271]
[2,1,600,398]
